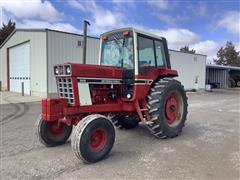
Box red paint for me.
[165,92,179,124]
[56,63,123,79]
[47,121,64,136]
[7,48,10,91]
[41,63,179,126]
[135,68,178,82]
[89,128,107,152]
[65,103,123,115]
[41,98,68,121]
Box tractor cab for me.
[99,28,176,99]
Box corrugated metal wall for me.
[169,50,206,90]
[206,67,228,88]
[0,30,47,97]
[47,30,100,95]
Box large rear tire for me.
[146,78,188,138]
[35,117,72,147]
[71,114,115,163]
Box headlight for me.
[54,67,59,75]
[126,93,132,99]
[65,66,71,74]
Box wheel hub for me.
[165,93,179,124]
[89,128,107,152]
[48,121,64,136]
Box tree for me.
[179,46,196,54]
[214,41,240,67]
[0,19,16,45]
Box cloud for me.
[217,11,240,37]
[2,0,63,22]
[0,5,8,25]
[112,0,135,6]
[187,1,207,17]
[68,1,126,35]
[141,26,220,62]
[152,13,176,27]
[152,12,189,27]
[149,28,199,49]
[147,0,169,10]
[68,0,85,11]
[198,2,207,16]
[17,20,81,34]
[1,0,80,33]
[190,40,220,63]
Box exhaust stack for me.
[82,20,90,64]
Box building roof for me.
[0,28,99,48]
[207,64,240,70]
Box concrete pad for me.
[0,91,41,104]
[0,89,239,179]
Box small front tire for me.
[35,117,72,147]
[71,114,115,163]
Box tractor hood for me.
[55,63,123,79]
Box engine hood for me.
[69,63,123,79]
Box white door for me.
[9,42,30,94]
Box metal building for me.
[169,50,206,90]
[206,64,240,88]
[0,29,99,97]
[0,28,207,98]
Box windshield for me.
[100,32,133,69]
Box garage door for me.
[9,42,30,94]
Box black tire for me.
[71,114,115,163]
[228,78,236,88]
[35,117,72,147]
[146,78,188,138]
[109,114,139,129]
[236,81,240,87]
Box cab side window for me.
[138,36,155,68]
[155,40,165,67]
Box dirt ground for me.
[0,89,239,180]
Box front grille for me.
[57,77,74,104]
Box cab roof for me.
[101,27,163,40]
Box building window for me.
[77,40,82,47]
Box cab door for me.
[137,34,170,77]
[122,35,134,98]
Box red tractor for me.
[36,28,188,163]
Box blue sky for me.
[1,0,239,62]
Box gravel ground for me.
[0,89,239,180]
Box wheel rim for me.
[165,91,183,127]
[89,128,107,152]
[48,121,64,137]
